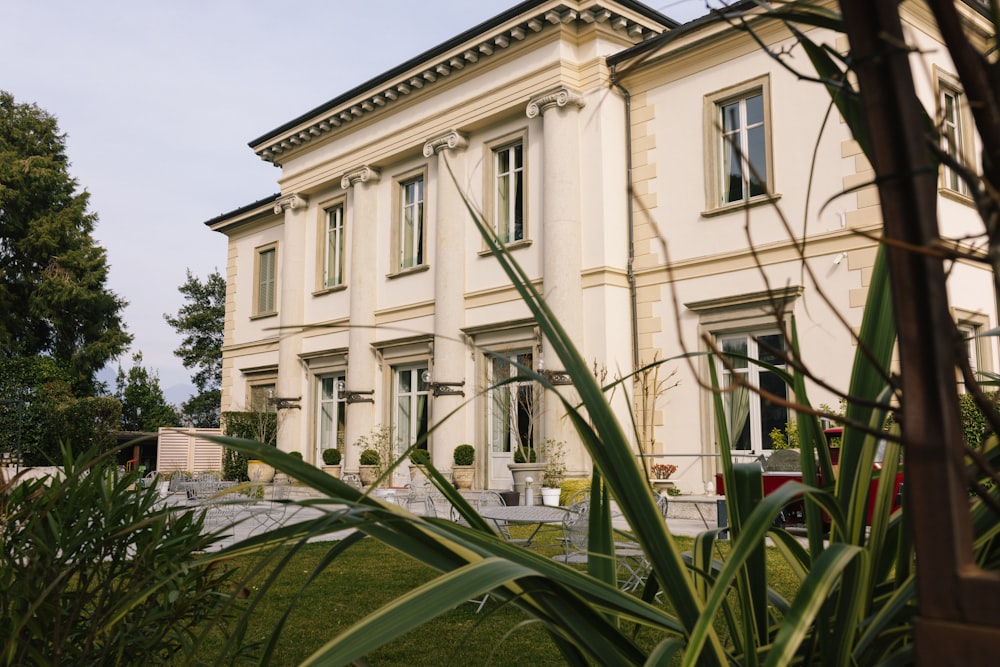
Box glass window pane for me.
[745,94,763,126]
[759,370,788,449]
[747,125,767,197]
[724,137,743,203]
[757,334,784,367]
[722,338,748,369]
[722,101,740,133]
[512,170,523,241]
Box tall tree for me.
[0,91,131,395]
[114,352,180,432]
[164,269,225,427]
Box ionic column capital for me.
[273,193,309,214]
[422,130,469,157]
[341,165,382,190]
[526,86,585,119]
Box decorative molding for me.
[272,193,309,214]
[253,4,664,164]
[526,86,586,118]
[340,165,381,190]
[422,130,469,157]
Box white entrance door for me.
[394,365,429,486]
[487,351,534,489]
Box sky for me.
[2,0,710,405]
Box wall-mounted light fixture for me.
[537,355,572,386]
[271,396,301,410]
[421,369,465,397]
[336,380,374,403]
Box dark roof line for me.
[607,0,749,66]
[249,0,677,148]
[203,192,280,228]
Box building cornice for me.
[251,1,672,166]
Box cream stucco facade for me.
[207,0,996,494]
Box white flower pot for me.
[541,486,562,506]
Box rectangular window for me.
[255,245,277,315]
[718,332,787,453]
[394,366,429,455]
[705,77,772,211]
[494,141,524,243]
[323,204,346,288]
[399,177,424,270]
[248,382,276,413]
[720,93,767,203]
[941,83,969,195]
[487,351,535,455]
[317,375,346,460]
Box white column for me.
[341,166,381,472]
[423,131,468,474]
[527,87,585,446]
[274,193,309,455]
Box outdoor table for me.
[478,504,568,546]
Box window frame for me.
[936,68,975,199]
[247,381,276,414]
[715,330,788,454]
[390,167,427,275]
[703,75,775,214]
[486,349,536,456]
[316,374,347,464]
[393,364,430,457]
[483,130,530,250]
[253,242,278,317]
[320,200,347,290]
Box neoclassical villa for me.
[206,0,995,494]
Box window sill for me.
[939,186,974,207]
[250,311,277,321]
[701,193,782,218]
[313,284,347,297]
[387,264,430,280]
[478,239,532,257]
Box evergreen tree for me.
[164,269,224,427]
[114,352,180,432]
[0,91,131,395]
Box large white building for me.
[206,0,995,494]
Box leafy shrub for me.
[289,450,303,460]
[512,446,537,463]
[0,444,241,663]
[452,444,474,466]
[221,410,277,481]
[959,391,999,448]
[359,449,380,466]
[409,448,431,465]
[322,448,342,465]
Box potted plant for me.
[508,444,545,505]
[408,448,430,484]
[540,439,566,506]
[649,462,677,492]
[358,448,380,486]
[321,447,342,478]
[452,444,475,490]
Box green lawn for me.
[187,530,801,665]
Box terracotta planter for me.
[247,460,275,483]
[322,464,342,479]
[452,464,475,490]
[358,465,379,486]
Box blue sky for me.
[1,0,710,404]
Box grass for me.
[185,527,803,665]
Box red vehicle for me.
[715,428,902,528]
